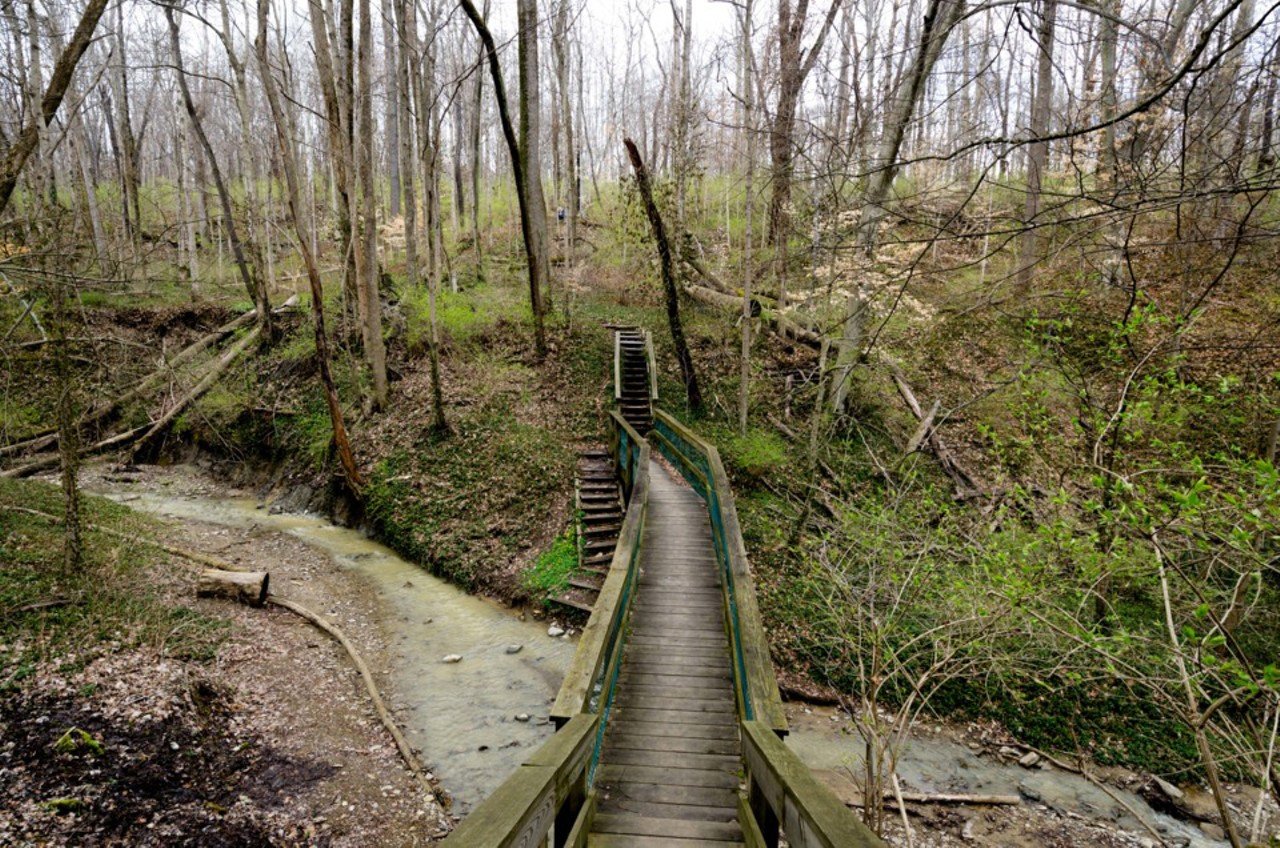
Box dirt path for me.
[2,462,451,846]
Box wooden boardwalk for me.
[590,458,744,847]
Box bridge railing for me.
[445,411,649,848]
[649,408,787,734]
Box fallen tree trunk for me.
[197,568,269,606]
[130,325,262,460]
[2,325,261,478]
[888,363,983,498]
[0,305,261,459]
[684,282,822,349]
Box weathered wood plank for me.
[606,730,740,756]
[594,781,738,809]
[596,764,739,790]
[602,748,739,772]
[587,834,745,848]
[596,798,739,822]
[593,813,744,841]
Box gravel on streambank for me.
[1,463,451,847]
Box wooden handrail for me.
[741,720,887,848]
[450,413,650,847]
[442,713,598,847]
[551,413,649,723]
[650,409,787,735]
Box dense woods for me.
[2,0,1280,843]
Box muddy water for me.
[107,492,575,815]
[786,706,1222,847]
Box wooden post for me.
[553,769,585,848]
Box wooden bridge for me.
[444,330,883,848]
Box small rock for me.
[1153,777,1184,800]
[505,644,523,654]
[1018,751,1040,768]
[1198,822,1225,840]
[1137,838,1158,848]
[515,713,530,722]
[441,654,462,664]
[1017,782,1041,802]
[998,745,1019,758]
[961,819,977,841]
[547,625,565,637]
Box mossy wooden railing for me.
[444,412,648,848]
[649,408,787,734]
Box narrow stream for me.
[787,707,1221,847]
[102,485,1228,842]
[104,490,575,815]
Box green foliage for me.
[522,530,578,602]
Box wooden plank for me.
[620,664,732,682]
[595,781,738,809]
[601,748,739,773]
[627,633,726,647]
[616,693,734,713]
[608,719,739,742]
[606,731,739,756]
[618,681,733,702]
[596,764,739,790]
[610,706,737,728]
[596,798,738,823]
[587,834,744,848]
[593,813,743,841]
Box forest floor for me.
[1,463,451,846]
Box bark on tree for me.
[0,0,108,218]
[356,0,388,408]
[163,6,272,336]
[855,0,963,254]
[624,137,703,413]
[517,0,553,316]
[767,0,843,307]
[1016,0,1058,293]
[395,0,447,432]
[459,0,548,356]
[255,0,364,489]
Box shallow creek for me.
[786,706,1220,846]
[105,488,1223,842]
[104,491,575,815]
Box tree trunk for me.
[0,0,108,218]
[517,0,553,317]
[855,0,963,254]
[396,0,447,433]
[163,7,271,334]
[624,137,702,413]
[381,0,400,217]
[739,0,755,435]
[255,0,364,489]
[1015,0,1058,294]
[459,0,547,356]
[356,0,388,409]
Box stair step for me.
[568,576,604,592]
[583,523,622,537]
[550,595,595,614]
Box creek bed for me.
[103,490,575,815]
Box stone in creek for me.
[441,654,462,664]
[505,644,523,654]
[547,625,565,637]
[515,713,531,722]
[1018,751,1040,768]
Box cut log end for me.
[196,568,269,606]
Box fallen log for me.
[1,325,262,478]
[130,324,262,460]
[0,305,260,459]
[888,363,983,499]
[197,568,269,606]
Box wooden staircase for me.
[616,328,653,434]
[550,448,624,615]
